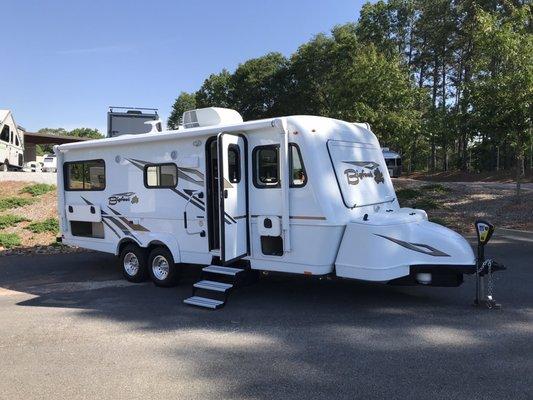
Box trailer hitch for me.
[473,220,506,309]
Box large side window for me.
[228,144,241,183]
[253,145,280,188]
[65,160,106,191]
[144,163,178,188]
[0,126,9,143]
[289,144,307,187]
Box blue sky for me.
[1,0,364,134]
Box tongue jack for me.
[473,220,503,309]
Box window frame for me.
[64,159,106,192]
[252,144,281,189]
[252,143,308,189]
[289,143,307,188]
[227,143,241,184]
[143,162,178,189]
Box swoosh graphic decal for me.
[374,234,450,257]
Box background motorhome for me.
[382,148,402,178]
[107,107,161,138]
[0,110,24,171]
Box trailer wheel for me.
[148,247,180,287]
[119,244,148,283]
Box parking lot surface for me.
[0,231,531,400]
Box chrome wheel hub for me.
[152,255,169,281]
[123,252,139,276]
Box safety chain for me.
[478,259,498,308]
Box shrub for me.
[396,188,421,201]
[26,218,59,234]
[0,214,29,229]
[0,233,22,248]
[20,183,56,197]
[0,197,35,211]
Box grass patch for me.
[20,183,56,197]
[396,188,421,201]
[412,198,441,210]
[26,218,59,234]
[420,183,451,194]
[0,214,29,229]
[0,197,36,211]
[0,233,22,248]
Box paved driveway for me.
[0,231,531,400]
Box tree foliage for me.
[168,0,532,187]
[35,127,102,155]
[168,92,197,129]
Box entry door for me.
[217,132,249,264]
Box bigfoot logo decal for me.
[343,161,385,186]
[108,192,139,206]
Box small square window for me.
[144,163,178,188]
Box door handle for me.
[224,189,228,198]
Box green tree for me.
[195,69,234,109]
[167,92,196,129]
[69,128,103,139]
[231,52,289,120]
[468,3,532,200]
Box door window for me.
[228,144,241,183]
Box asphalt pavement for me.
[0,230,531,400]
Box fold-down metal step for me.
[194,280,233,292]
[183,296,224,309]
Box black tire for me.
[119,244,148,283]
[147,247,180,287]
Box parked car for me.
[22,161,42,173]
[42,154,57,172]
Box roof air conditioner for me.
[182,107,243,129]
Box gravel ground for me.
[0,230,531,400]
[393,178,533,233]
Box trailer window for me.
[253,145,280,188]
[0,126,9,143]
[65,160,106,191]
[228,144,241,183]
[144,163,178,188]
[289,144,307,187]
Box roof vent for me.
[182,107,243,129]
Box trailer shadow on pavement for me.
[0,231,531,400]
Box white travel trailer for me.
[0,110,24,171]
[55,108,503,309]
